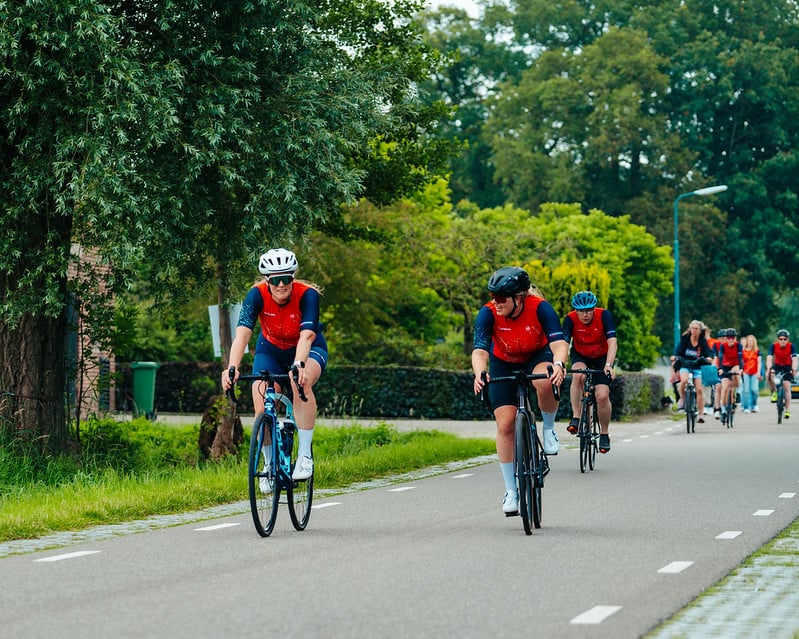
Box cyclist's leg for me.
[530,349,559,454]
[488,355,519,511]
[568,359,587,433]
[694,375,705,421]
[783,373,792,413]
[678,369,689,408]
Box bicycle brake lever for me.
[547,365,561,402]
[226,366,239,404]
[291,365,309,402]
[479,371,488,402]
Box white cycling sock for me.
[500,462,516,494]
[542,410,557,432]
[298,428,314,458]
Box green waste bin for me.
[131,361,159,419]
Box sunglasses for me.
[268,274,294,286]
[490,293,509,303]
[778,337,788,341]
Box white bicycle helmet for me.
[258,248,298,275]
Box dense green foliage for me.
[420,0,799,346]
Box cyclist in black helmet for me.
[472,266,567,516]
[766,329,797,418]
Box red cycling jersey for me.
[771,341,795,367]
[255,281,312,350]
[565,308,610,359]
[487,296,550,364]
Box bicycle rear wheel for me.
[248,413,280,537]
[515,411,534,535]
[531,430,543,529]
[288,427,314,531]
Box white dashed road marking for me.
[388,486,415,492]
[312,502,341,509]
[194,523,241,531]
[453,473,475,479]
[35,550,100,562]
[658,561,694,574]
[779,492,795,498]
[753,509,774,516]
[716,531,742,539]
[570,605,623,625]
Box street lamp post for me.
[673,185,728,350]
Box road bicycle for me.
[718,371,739,429]
[568,368,604,473]
[675,357,710,434]
[226,366,311,537]
[773,370,787,424]
[481,367,558,535]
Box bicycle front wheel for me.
[248,413,280,537]
[588,404,599,471]
[288,433,314,531]
[578,403,591,474]
[685,386,696,433]
[515,411,534,535]
[727,388,735,428]
[777,388,784,424]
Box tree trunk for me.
[203,262,239,458]
[0,312,69,453]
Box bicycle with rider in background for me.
[766,329,797,421]
[716,327,743,427]
[562,290,617,454]
[673,320,714,425]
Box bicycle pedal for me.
[504,511,519,518]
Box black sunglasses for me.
[268,274,294,286]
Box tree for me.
[0,0,453,452]
[0,1,180,451]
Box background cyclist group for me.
[671,322,797,422]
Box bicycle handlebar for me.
[674,356,712,367]
[479,366,560,402]
[226,366,308,404]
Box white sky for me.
[426,0,481,17]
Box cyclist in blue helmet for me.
[472,266,567,516]
[562,291,617,453]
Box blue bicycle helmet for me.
[487,267,531,296]
[571,291,598,310]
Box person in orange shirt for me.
[741,334,762,413]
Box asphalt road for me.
[2,403,798,639]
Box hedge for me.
[116,363,664,421]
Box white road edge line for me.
[658,561,694,574]
[453,473,475,479]
[753,509,775,516]
[716,530,742,539]
[388,486,416,492]
[35,550,100,562]
[570,605,623,625]
[194,523,241,531]
[312,502,342,509]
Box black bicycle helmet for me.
[777,329,790,338]
[571,291,598,310]
[487,267,531,296]
[725,328,738,338]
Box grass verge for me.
[0,419,495,543]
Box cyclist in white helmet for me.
[223,248,328,481]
